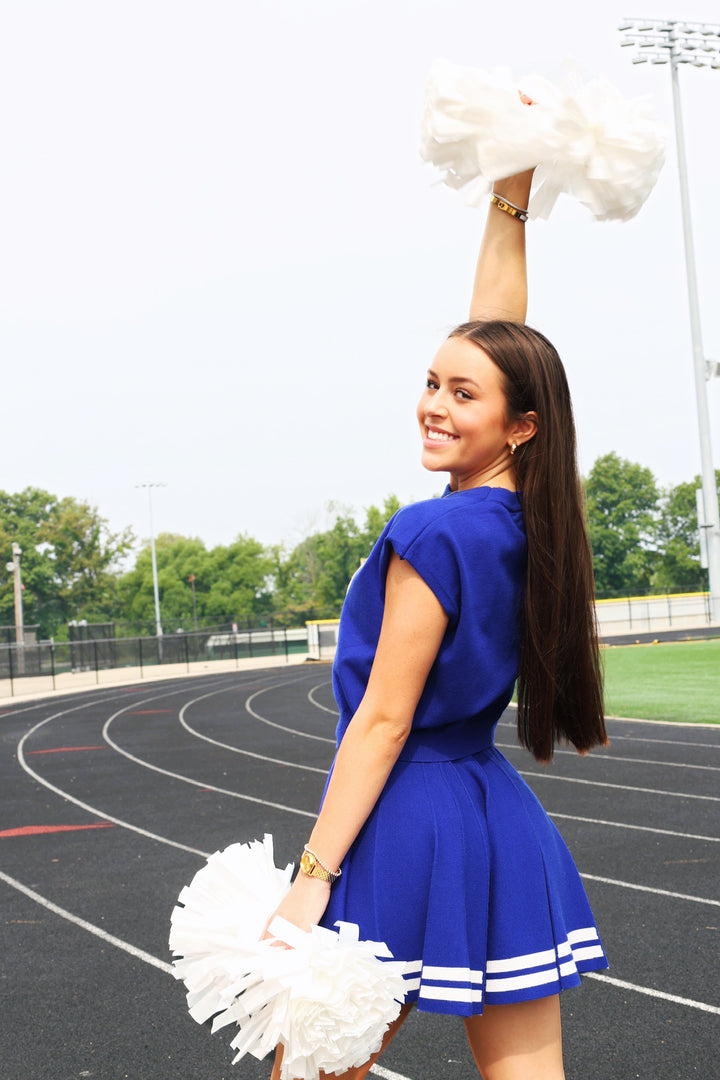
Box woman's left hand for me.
[263,872,332,939]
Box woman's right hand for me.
[262,872,332,940]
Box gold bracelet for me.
[490,192,529,223]
[300,845,342,883]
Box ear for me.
[509,411,538,449]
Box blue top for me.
[331,486,527,762]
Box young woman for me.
[269,168,608,1080]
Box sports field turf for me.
[602,638,720,724]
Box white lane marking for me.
[580,873,720,907]
[307,681,340,716]
[1,869,717,1026]
[606,734,720,750]
[549,812,719,844]
[370,1066,415,1080]
[16,688,214,855]
[0,869,174,974]
[178,688,329,774]
[17,677,315,858]
[245,685,336,743]
[102,704,318,820]
[497,742,720,773]
[504,702,720,741]
[520,770,720,802]
[0,868,417,1080]
[584,972,720,1015]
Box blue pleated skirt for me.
[319,723,608,1016]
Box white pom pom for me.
[420,60,555,205]
[528,75,666,221]
[419,59,666,221]
[169,836,407,1080]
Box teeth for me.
[427,429,456,442]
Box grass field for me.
[602,638,720,724]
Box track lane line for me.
[519,771,720,802]
[0,869,173,974]
[245,684,336,743]
[580,873,719,907]
[178,686,330,774]
[102,697,318,820]
[548,812,719,844]
[1,869,716,1022]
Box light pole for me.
[619,17,720,623]
[5,543,24,674]
[136,482,166,641]
[189,573,198,631]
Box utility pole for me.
[136,482,166,644]
[9,542,24,674]
[620,17,720,622]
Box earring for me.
[510,443,518,456]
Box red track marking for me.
[127,710,174,715]
[0,823,115,838]
[26,746,106,754]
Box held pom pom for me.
[169,835,407,1080]
[420,59,666,221]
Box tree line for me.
[1,455,717,640]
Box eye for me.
[425,377,438,390]
[455,388,473,401]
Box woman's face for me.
[416,336,521,490]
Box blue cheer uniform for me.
[320,486,608,1015]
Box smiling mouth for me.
[425,427,458,443]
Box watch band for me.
[300,845,342,883]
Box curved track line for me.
[0,869,174,974]
[245,684,336,743]
[102,701,318,820]
[17,687,216,856]
[604,734,720,750]
[548,812,719,844]
[307,681,339,715]
[1,868,717,1021]
[106,695,718,906]
[523,770,720,802]
[584,972,720,1016]
[178,686,329,774]
[580,872,719,908]
[496,742,720,773]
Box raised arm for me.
[469,169,534,324]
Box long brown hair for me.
[449,320,606,762]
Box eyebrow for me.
[427,368,481,389]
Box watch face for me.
[300,851,315,874]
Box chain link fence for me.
[0,626,308,697]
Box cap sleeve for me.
[384,506,462,621]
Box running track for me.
[1,666,718,1080]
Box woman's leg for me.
[270,1002,414,1080]
[463,995,565,1080]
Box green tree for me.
[0,488,133,637]
[651,471,720,594]
[273,497,402,621]
[116,532,274,632]
[585,453,659,598]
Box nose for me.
[423,388,449,419]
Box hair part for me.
[449,320,606,762]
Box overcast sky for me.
[1,0,718,557]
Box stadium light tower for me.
[619,17,720,623]
[136,482,166,640]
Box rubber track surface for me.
[1,667,718,1080]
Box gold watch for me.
[299,846,341,884]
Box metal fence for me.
[0,626,308,697]
[596,591,715,638]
